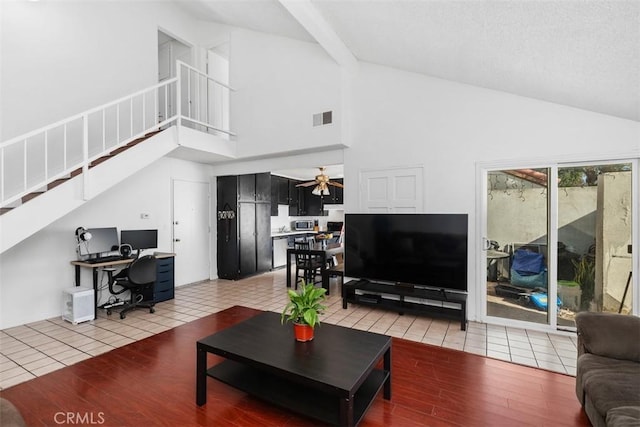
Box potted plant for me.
[572,256,596,311]
[281,281,327,342]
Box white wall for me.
[230,29,343,157]
[0,157,212,329]
[0,0,209,140]
[344,62,640,322]
[2,3,639,329]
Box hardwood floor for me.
[0,306,589,427]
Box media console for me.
[342,279,468,330]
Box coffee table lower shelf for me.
[207,360,390,426]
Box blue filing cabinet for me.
[142,254,175,302]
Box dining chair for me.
[294,240,323,289]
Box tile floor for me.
[0,270,578,390]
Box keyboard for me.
[83,256,124,264]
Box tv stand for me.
[342,279,467,330]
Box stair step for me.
[89,155,113,168]
[127,130,161,148]
[109,145,131,156]
[22,192,44,203]
[0,207,15,215]
[126,138,146,148]
[48,178,70,190]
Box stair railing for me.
[0,78,179,207]
[176,60,235,137]
[0,61,234,209]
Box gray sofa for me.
[575,312,640,427]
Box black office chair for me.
[108,255,157,319]
[294,240,323,289]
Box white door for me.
[359,166,424,212]
[172,180,210,286]
[157,32,192,122]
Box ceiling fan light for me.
[312,186,322,196]
[322,187,330,196]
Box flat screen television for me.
[344,213,468,292]
[120,229,158,251]
[78,227,119,257]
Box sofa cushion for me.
[579,354,640,416]
[0,398,26,427]
[576,312,640,362]
[606,406,640,427]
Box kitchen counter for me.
[271,231,315,238]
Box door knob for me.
[174,238,181,242]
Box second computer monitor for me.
[120,229,158,251]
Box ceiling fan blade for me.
[296,181,318,187]
[327,181,344,188]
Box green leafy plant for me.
[572,256,596,311]
[281,281,327,328]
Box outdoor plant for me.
[281,281,327,328]
[572,256,596,311]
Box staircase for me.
[0,61,236,254]
[0,130,162,217]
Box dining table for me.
[286,241,344,294]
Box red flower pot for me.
[293,323,314,342]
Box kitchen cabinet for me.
[239,172,270,202]
[271,175,291,216]
[323,178,343,204]
[274,175,338,216]
[256,172,271,202]
[288,180,299,206]
[217,173,271,279]
[271,177,279,216]
[286,183,326,216]
[289,180,302,216]
[277,177,289,204]
[302,186,324,216]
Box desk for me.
[286,242,343,294]
[70,253,175,319]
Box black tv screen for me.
[120,229,158,250]
[344,214,468,292]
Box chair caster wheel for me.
[106,309,112,316]
[150,307,155,313]
[120,313,126,319]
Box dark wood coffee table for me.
[196,311,392,427]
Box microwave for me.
[293,220,314,231]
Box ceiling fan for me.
[296,167,344,196]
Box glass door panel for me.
[557,163,633,328]
[486,168,550,325]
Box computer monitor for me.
[78,227,119,257]
[120,229,158,251]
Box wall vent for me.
[313,111,332,126]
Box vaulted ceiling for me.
[180,0,639,122]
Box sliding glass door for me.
[557,163,633,328]
[482,160,636,330]
[485,168,552,326]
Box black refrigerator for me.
[217,173,272,279]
